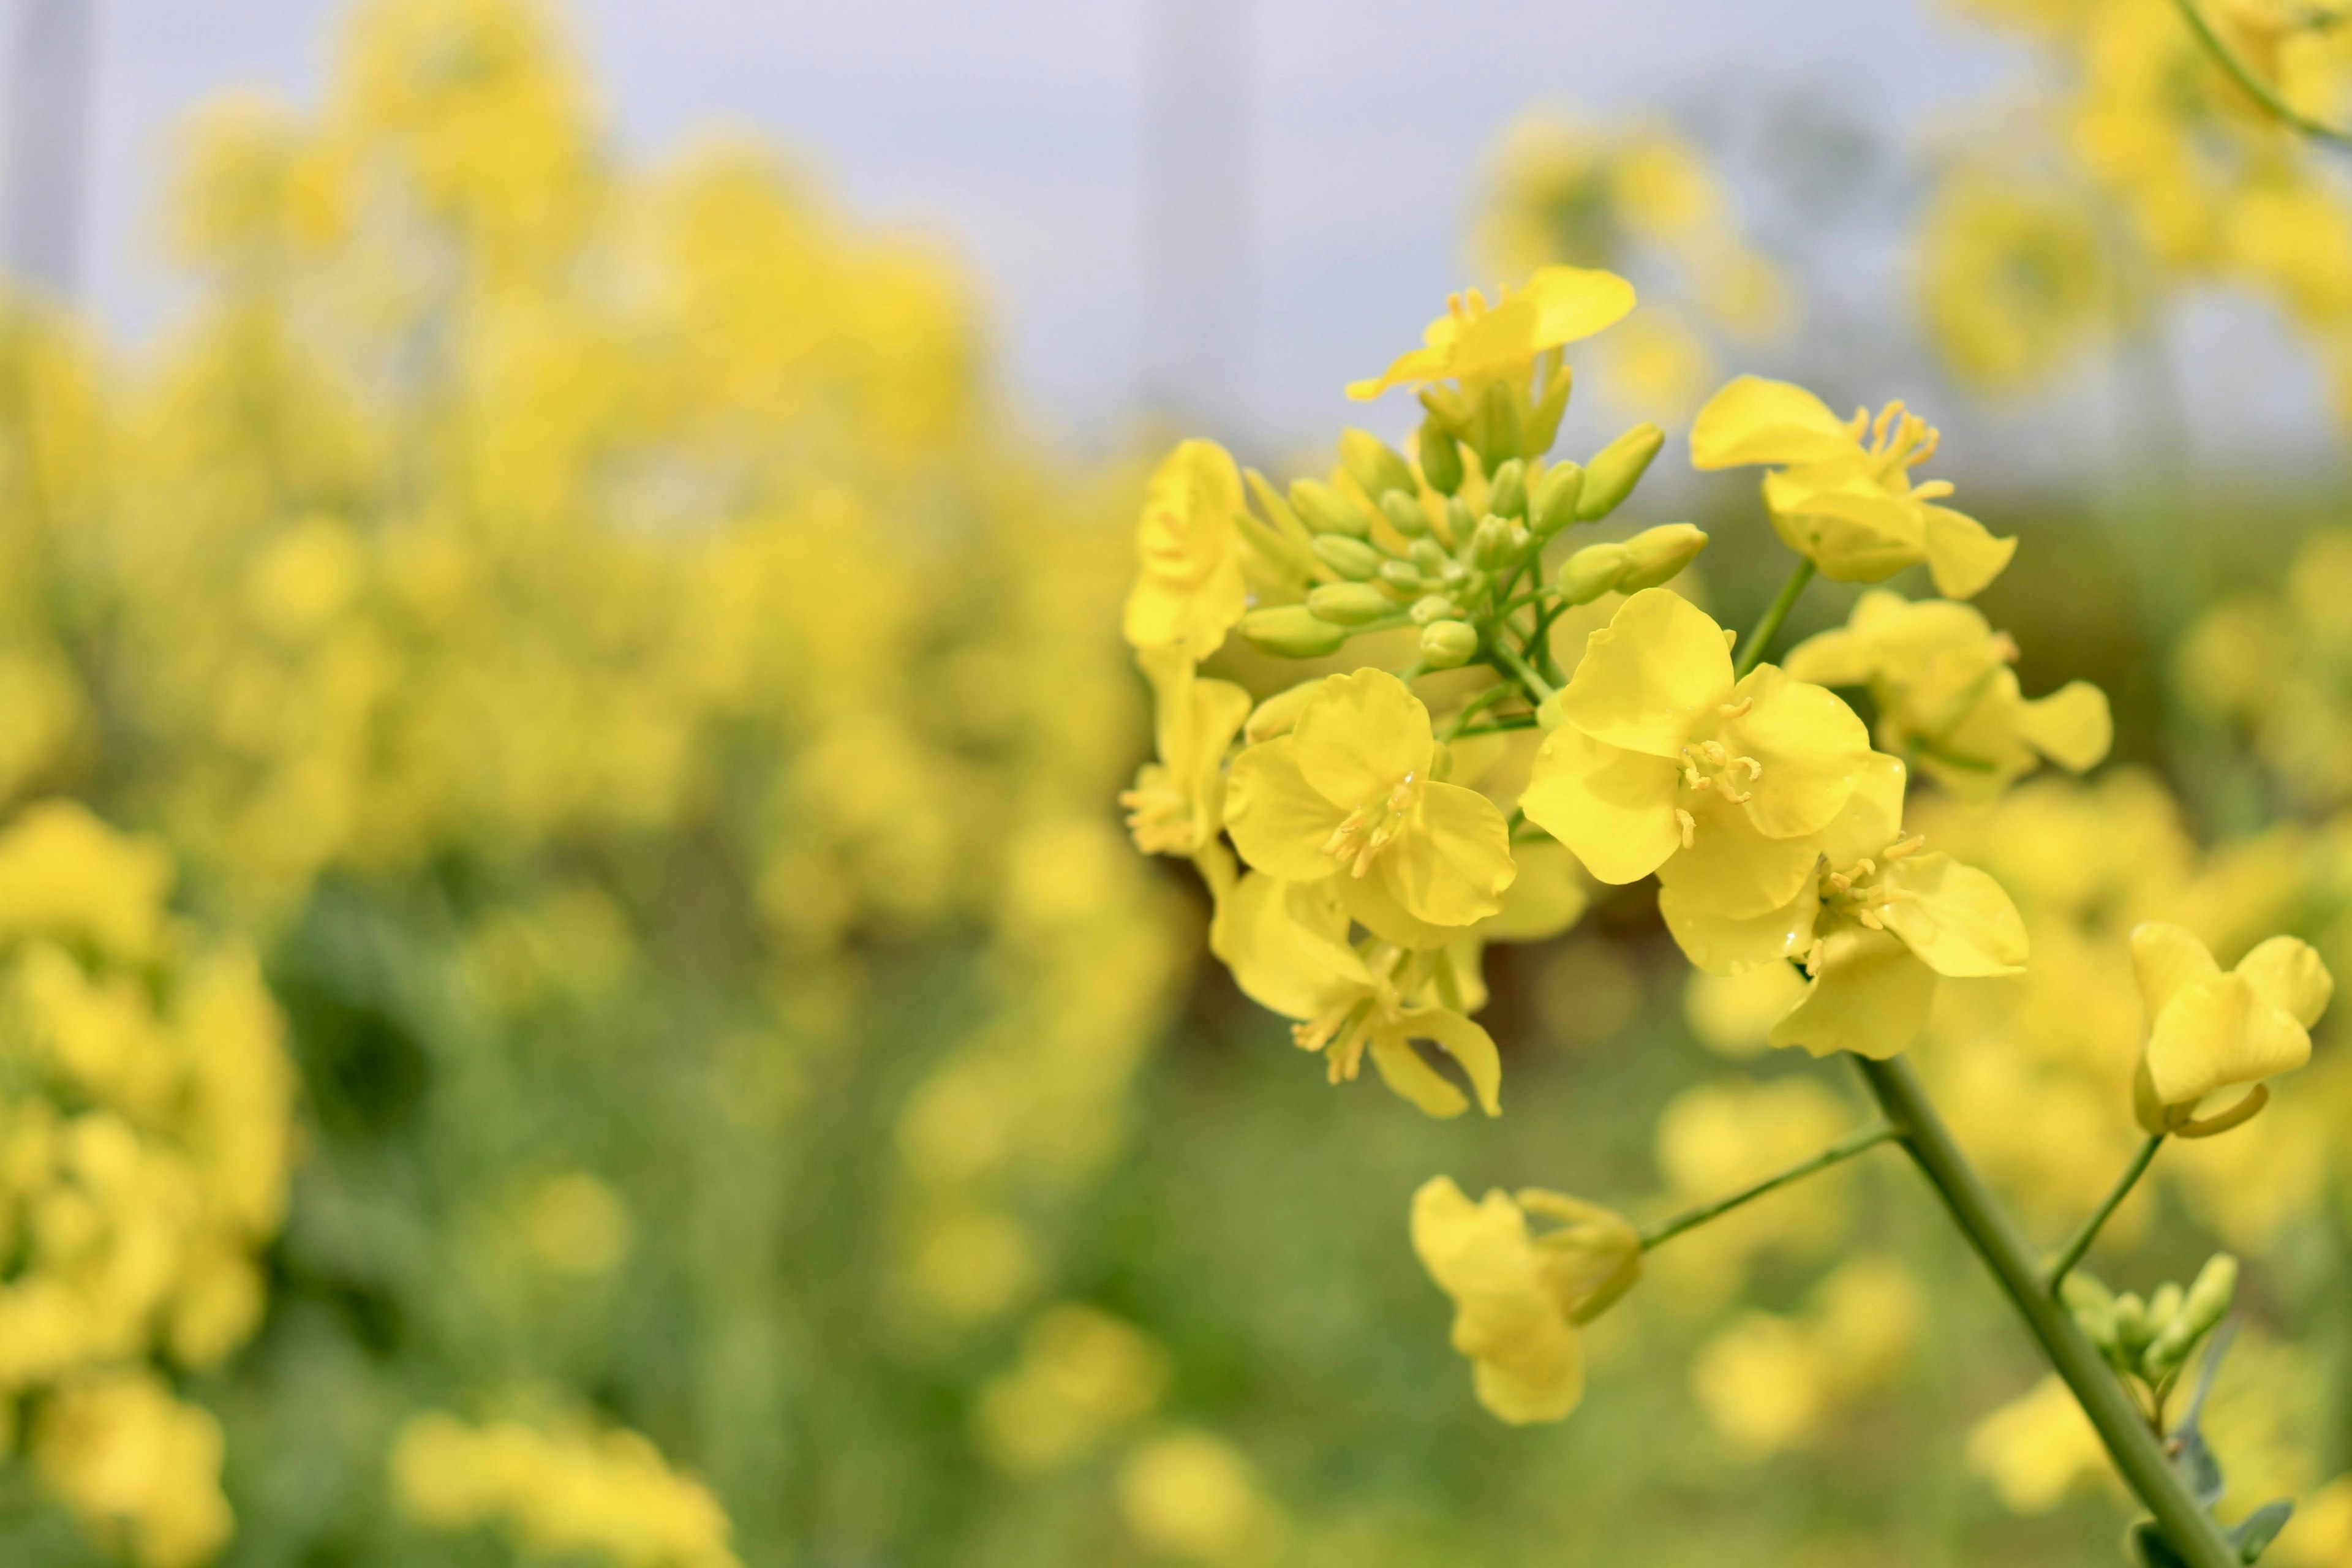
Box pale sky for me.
[8,0,2340,477]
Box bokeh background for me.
[0,0,2347,1565]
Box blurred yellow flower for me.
[1918,174,2112,393]
[971,1306,1170,1473]
[1966,1374,2111,1513]
[37,1371,233,1568]
[1122,648,1252,858]
[1346,266,1636,400]
[1117,1431,1280,1564]
[1125,441,1251,660]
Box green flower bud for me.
[1379,490,1431,539]
[1408,594,1458,626]
[1470,379,1523,466]
[2182,1254,2238,1340]
[1575,422,1665,521]
[1417,422,1465,496]
[1238,605,1348,658]
[1290,478,1374,538]
[1420,619,1478,668]
[1471,515,1518,571]
[1409,538,1448,575]
[2147,1281,2184,1335]
[1312,533,1384,581]
[1529,462,1585,538]
[1618,524,1709,590]
[2111,1291,2152,1356]
[1442,496,1476,549]
[1307,581,1400,625]
[1487,458,1528,521]
[1378,559,1430,595]
[2060,1273,2120,1352]
[1341,428,1419,500]
[1558,542,1631,605]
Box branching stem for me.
[2048,1134,2166,1294]
[2167,0,2352,146]
[1637,1121,1896,1251]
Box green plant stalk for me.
[1734,559,1817,679]
[1638,1121,1896,1251]
[2048,1134,2166,1294]
[1490,640,1555,703]
[2167,0,2352,146]
[1852,1054,2237,1568]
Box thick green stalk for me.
[1852,1054,2237,1568]
[1490,640,1555,703]
[2048,1134,2165,1294]
[2167,0,2352,147]
[1638,1121,1894,1251]
[1733,559,1817,679]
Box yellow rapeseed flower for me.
[1123,441,1250,660]
[1520,588,1870,919]
[2130,922,2332,1136]
[1224,670,1516,940]
[1346,266,1636,400]
[1120,647,1251,858]
[1409,1177,1640,1424]
[1690,376,2016,598]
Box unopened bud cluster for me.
[2062,1256,2238,1394]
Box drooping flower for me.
[1785,589,2111,801]
[1660,752,2029,1059]
[1409,1177,1642,1424]
[1212,872,1500,1117]
[1690,376,2015,599]
[1119,647,1251,858]
[1224,670,1516,943]
[1123,440,1249,658]
[1346,266,1637,400]
[1520,588,1870,922]
[2129,922,2332,1136]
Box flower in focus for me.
[1785,589,2111,801]
[1410,1177,1641,1424]
[1212,872,1501,1117]
[1120,648,1251,858]
[2130,922,2332,1136]
[1224,670,1516,941]
[1124,440,1250,660]
[1691,376,2016,598]
[1521,588,1870,921]
[1346,266,1636,400]
[1663,753,2027,1058]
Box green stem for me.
[1490,641,1555,703]
[1452,716,1539,737]
[1638,1121,1896,1251]
[1851,1055,2237,1568]
[1439,679,1516,741]
[2048,1134,2166,1294]
[2167,0,2352,146]
[1733,559,1817,680]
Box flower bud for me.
[1306,581,1400,625]
[1409,538,1448,575]
[1518,1189,1643,1326]
[1341,428,1419,501]
[1289,478,1374,538]
[2181,1253,2237,1339]
[1238,605,1348,658]
[1471,515,1518,571]
[1312,533,1385,581]
[1487,458,1528,520]
[1575,422,1665,521]
[1529,462,1584,538]
[1442,496,1475,549]
[1558,541,1630,605]
[2060,1273,2120,1354]
[1420,619,1479,668]
[1470,379,1523,466]
[2111,1291,2152,1356]
[1408,594,1458,626]
[1378,559,1430,594]
[1618,523,1709,590]
[1379,489,1431,539]
[1417,422,1465,496]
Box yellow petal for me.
[1224,739,1345,882]
[1689,375,1858,469]
[1763,468,1926,582]
[1560,588,1730,757]
[2236,935,2332,1028]
[1209,872,1368,1020]
[1656,789,1822,918]
[1368,1035,1471,1118]
[1381,780,1515,927]
[1769,927,1938,1059]
[2144,974,2310,1110]
[1921,505,2016,599]
[1815,752,1908,869]
[1449,266,1637,380]
[1659,879,1820,975]
[1395,1005,1502,1117]
[1293,669,1434,807]
[1880,853,2027,978]
[2016,681,2112,773]
[1723,665,1872,839]
[1345,344,1450,402]
[1123,440,1250,657]
[1337,870,1466,952]
[2130,922,2220,1021]
[1519,727,1681,884]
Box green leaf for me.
[2228,1500,2294,1562]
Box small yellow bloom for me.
[1225,669,1516,940]
[1120,648,1252,857]
[1347,266,1637,400]
[2129,922,2332,1136]
[1966,1375,2111,1515]
[1662,753,2027,1058]
[1691,376,2015,599]
[1785,589,2111,801]
[1124,440,1249,659]
[1212,872,1500,1117]
[1520,588,1870,918]
[1409,1177,1641,1424]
